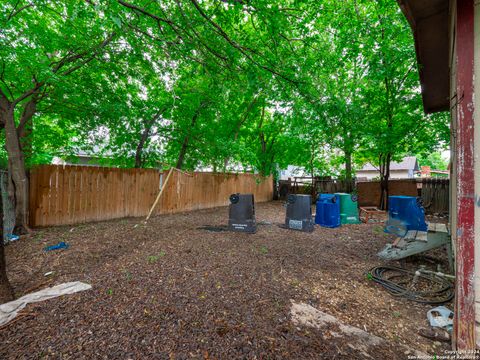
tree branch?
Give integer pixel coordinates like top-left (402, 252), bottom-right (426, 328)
top-left (173, 0), bottom-right (230, 63)
top-left (13, 32), bottom-right (115, 107)
top-left (12, 82), bottom-right (44, 107)
top-left (53, 32), bottom-right (116, 75)
top-left (0, 62), bottom-right (14, 101)
top-left (394, 61), bottom-right (416, 94)
top-left (117, 0), bottom-right (176, 27)
top-left (189, 0), bottom-right (299, 85)
top-left (7, 1), bottom-right (33, 21)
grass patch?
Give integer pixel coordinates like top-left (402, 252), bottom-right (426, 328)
top-left (147, 251), bottom-right (166, 264)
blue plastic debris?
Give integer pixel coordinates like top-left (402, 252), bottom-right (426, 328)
top-left (427, 306), bottom-right (454, 333)
top-left (5, 234), bottom-right (19, 242)
top-left (44, 242), bottom-right (69, 252)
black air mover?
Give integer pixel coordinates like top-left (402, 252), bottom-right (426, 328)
top-left (285, 194), bottom-right (314, 232)
top-left (228, 193), bottom-right (256, 233)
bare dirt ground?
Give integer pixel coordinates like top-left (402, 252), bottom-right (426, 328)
top-left (0, 201), bottom-right (451, 359)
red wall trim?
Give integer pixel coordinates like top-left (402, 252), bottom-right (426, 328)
top-left (454, 0), bottom-right (476, 350)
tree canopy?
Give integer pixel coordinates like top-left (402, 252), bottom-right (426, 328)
top-left (0, 0), bottom-right (450, 224)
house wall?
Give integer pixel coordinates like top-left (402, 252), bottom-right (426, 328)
top-left (474, 0), bottom-right (480, 349)
top-left (52, 155), bottom-right (103, 167)
top-left (453, 0), bottom-right (477, 350)
top-left (355, 170), bottom-right (411, 180)
top-left (450, 0), bottom-right (458, 276)
top-left (279, 165), bottom-right (309, 180)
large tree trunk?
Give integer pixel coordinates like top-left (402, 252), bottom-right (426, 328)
top-left (134, 127), bottom-right (151, 168)
top-left (0, 242), bottom-right (13, 303)
top-left (17, 97), bottom-right (37, 161)
top-left (378, 153), bottom-right (391, 210)
top-left (176, 105), bottom-right (202, 170)
top-left (257, 106), bottom-right (269, 176)
top-left (384, 153), bottom-right (391, 210)
top-left (0, 189), bottom-right (14, 303)
top-left (176, 136), bottom-right (190, 170)
top-left (134, 109), bottom-right (165, 168)
top-left (310, 142), bottom-right (316, 198)
top-left (344, 149), bottom-right (353, 193)
top-left (3, 105), bottom-right (29, 232)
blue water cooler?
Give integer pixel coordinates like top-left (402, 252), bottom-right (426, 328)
top-left (315, 194), bottom-right (341, 228)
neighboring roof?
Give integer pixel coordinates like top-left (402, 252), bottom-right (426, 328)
top-left (280, 165), bottom-right (309, 178)
top-left (70, 145), bottom-right (113, 158)
top-left (359, 156), bottom-right (419, 172)
top-left (396, 0), bottom-right (449, 113)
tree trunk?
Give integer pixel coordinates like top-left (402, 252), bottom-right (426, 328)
top-left (379, 153), bottom-right (391, 210)
top-left (176, 136), bottom-right (190, 170)
top-left (134, 109), bottom-right (165, 168)
top-left (384, 153), bottom-right (391, 209)
top-left (0, 189), bottom-right (14, 303)
top-left (134, 127), bottom-right (151, 168)
top-left (19, 123), bottom-right (33, 162)
top-left (176, 106), bottom-right (202, 170)
top-left (0, 242), bottom-right (13, 303)
top-left (310, 142), bottom-right (315, 198)
top-left (3, 105), bottom-right (29, 232)
top-left (17, 97), bottom-right (38, 162)
top-left (257, 106), bottom-right (270, 176)
top-left (344, 149), bottom-right (353, 193)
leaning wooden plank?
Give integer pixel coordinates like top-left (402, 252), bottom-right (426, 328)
top-left (145, 168), bottom-right (174, 222)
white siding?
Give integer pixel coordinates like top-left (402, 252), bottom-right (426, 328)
top-left (356, 170), bottom-right (412, 180)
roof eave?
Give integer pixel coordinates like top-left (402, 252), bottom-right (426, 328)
top-left (397, 0), bottom-right (450, 114)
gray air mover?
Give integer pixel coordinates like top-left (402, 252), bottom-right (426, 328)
top-left (228, 193), bottom-right (256, 233)
top-left (285, 194), bottom-right (314, 232)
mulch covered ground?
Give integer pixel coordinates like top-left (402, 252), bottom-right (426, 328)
top-left (1, 201), bottom-right (451, 359)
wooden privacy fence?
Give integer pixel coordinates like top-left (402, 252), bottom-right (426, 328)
top-left (356, 180), bottom-right (419, 207)
top-left (357, 179), bottom-right (449, 214)
top-left (29, 165), bottom-right (273, 227)
top-left (278, 178), bottom-right (354, 199)
top-left (420, 178), bottom-right (449, 214)
top-left (316, 179), bottom-right (354, 194)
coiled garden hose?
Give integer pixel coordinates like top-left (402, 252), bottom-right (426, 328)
top-left (367, 266), bottom-right (454, 304)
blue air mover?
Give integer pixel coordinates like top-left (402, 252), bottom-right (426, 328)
top-left (315, 194), bottom-right (340, 228)
top-left (385, 195), bottom-right (428, 236)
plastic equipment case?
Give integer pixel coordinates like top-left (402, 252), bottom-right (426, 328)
top-left (385, 195), bottom-right (428, 236)
top-left (315, 194), bottom-right (340, 228)
top-left (228, 193), bottom-right (256, 233)
top-left (285, 194), bottom-right (314, 232)
top-left (335, 193), bottom-right (361, 224)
